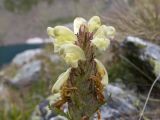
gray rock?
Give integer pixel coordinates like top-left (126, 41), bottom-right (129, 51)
top-left (10, 60), bottom-right (42, 87)
top-left (11, 44), bottom-right (61, 66)
top-left (100, 84), bottom-right (138, 120)
top-left (31, 84), bottom-right (138, 120)
top-left (122, 36), bottom-right (160, 81)
top-left (12, 49), bottom-right (43, 66)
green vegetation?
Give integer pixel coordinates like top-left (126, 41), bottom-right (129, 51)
top-left (0, 79), bottom-right (48, 120)
top-left (108, 56), bottom-right (155, 90)
top-left (4, 0), bottom-right (39, 13)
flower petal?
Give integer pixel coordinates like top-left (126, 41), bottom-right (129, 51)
top-left (60, 44), bottom-right (86, 68)
top-left (91, 37), bottom-right (110, 51)
top-left (101, 73), bottom-right (108, 87)
top-left (52, 68), bottom-right (71, 93)
top-left (88, 16), bottom-right (101, 33)
top-left (47, 26), bottom-right (77, 52)
top-left (74, 17), bottom-right (87, 34)
top-left (94, 25), bottom-right (116, 39)
top-left (94, 59), bottom-right (108, 87)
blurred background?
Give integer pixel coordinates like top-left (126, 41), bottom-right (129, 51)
top-left (0, 0), bottom-right (160, 120)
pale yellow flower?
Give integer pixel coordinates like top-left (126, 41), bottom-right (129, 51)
top-left (91, 25), bottom-right (115, 51)
top-left (52, 68), bottom-right (71, 93)
top-left (73, 16), bottom-right (101, 33)
top-left (60, 44), bottom-right (86, 68)
top-left (88, 16), bottom-right (101, 33)
top-left (91, 37), bottom-right (110, 51)
top-left (94, 25), bottom-right (116, 39)
top-left (47, 16), bottom-right (114, 52)
top-left (47, 26), bottom-right (77, 52)
top-left (74, 17), bottom-right (87, 34)
top-left (94, 59), bottom-right (108, 87)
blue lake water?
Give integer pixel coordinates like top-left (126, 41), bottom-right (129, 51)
top-left (0, 44), bottom-right (44, 67)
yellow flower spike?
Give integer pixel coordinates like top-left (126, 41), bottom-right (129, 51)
top-left (60, 44), bottom-right (86, 68)
top-left (94, 25), bottom-right (116, 39)
top-left (47, 26), bottom-right (77, 52)
top-left (91, 37), bottom-right (110, 51)
top-left (94, 59), bottom-right (108, 87)
top-left (88, 16), bottom-right (101, 33)
top-left (52, 68), bottom-right (71, 93)
top-left (74, 17), bottom-right (87, 34)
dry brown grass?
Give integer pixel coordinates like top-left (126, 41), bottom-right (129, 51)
top-left (103, 0), bottom-right (160, 44)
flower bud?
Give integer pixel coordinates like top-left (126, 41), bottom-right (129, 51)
top-left (88, 16), bottom-right (101, 33)
top-left (74, 17), bottom-right (87, 34)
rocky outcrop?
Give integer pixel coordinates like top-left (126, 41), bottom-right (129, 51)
top-left (0, 48), bottom-right (62, 88)
top-left (12, 49), bottom-right (43, 66)
top-left (122, 36), bottom-right (160, 83)
top-left (10, 60), bottom-right (42, 87)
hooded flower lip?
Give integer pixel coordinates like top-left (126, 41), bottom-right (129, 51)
top-left (47, 26), bottom-right (77, 52)
top-left (88, 16), bottom-right (101, 33)
top-left (94, 59), bottom-right (108, 87)
top-left (74, 17), bottom-right (87, 34)
top-left (52, 68), bottom-right (71, 93)
top-left (60, 44), bottom-right (86, 68)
